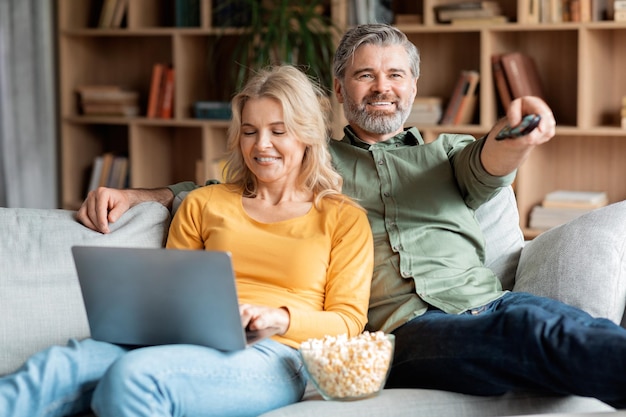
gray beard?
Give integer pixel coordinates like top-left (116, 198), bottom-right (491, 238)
top-left (344, 96), bottom-right (411, 135)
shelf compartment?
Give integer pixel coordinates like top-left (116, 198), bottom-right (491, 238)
top-left (129, 125), bottom-right (203, 188)
top-left (579, 27), bottom-right (626, 129)
top-left (58, 35), bottom-right (173, 117)
top-left (488, 28), bottom-right (578, 126)
top-left (60, 122), bottom-right (129, 209)
top-left (175, 33), bottom-right (241, 117)
top-left (515, 134), bottom-right (626, 232)
top-left (405, 31), bottom-right (481, 117)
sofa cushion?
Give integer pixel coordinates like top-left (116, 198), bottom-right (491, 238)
top-left (0, 202), bottom-right (170, 376)
top-left (475, 186), bottom-right (524, 291)
top-left (514, 200), bottom-right (626, 324)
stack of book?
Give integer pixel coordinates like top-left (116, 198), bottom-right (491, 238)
top-left (491, 52), bottom-right (545, 113)
top-left (440, 70), bottom-right (480, 125)
top-left (86, 153), bottom-right (129, 194)
top-left (529, 190), bottom-right (609, 230)
top-left (77, 85), bottom-right (140, 117)
top-left (433, 1), bottom-right (506, 25)
top-left (405, 97), bottom-right (443, 125)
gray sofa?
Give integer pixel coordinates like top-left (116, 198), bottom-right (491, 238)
top-left (2, 186), bottom-right (625, 416)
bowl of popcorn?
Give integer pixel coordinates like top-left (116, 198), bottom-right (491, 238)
top-left (298, 331), bottom-right (395, 401)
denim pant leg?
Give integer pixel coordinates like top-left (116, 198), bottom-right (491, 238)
top-left (0, 338), bottom-right (129, 417)
top-left (92, 338), bottom-right (307, 417)
top-left (388, 291), bottom-right (626, 408)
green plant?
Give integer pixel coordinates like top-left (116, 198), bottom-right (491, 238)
top-left (213, 0), bottom-right (340, 95)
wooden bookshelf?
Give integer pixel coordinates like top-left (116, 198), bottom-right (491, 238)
top-left (393, 0), bottom-right (626, 238)
top-left (57, 0), bottom-right (626, 239)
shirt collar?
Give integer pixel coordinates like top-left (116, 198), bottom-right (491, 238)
top-left (342, 126), bottom-right (424, 150)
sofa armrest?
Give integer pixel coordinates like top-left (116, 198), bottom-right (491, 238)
top-left (514, 201), bottom-right (626, 324)
top-left (0, 202), bottom-right (171, 376)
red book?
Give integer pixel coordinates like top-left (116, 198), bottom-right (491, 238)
top-left (492, 54), bottom-right (512, 112)
top-left (146, 63), bottom-right (166, 118)
top-left (500, 52), bottom-right (545, 100)
top-left (453, 70), bottom-right (479, 125)
top-left (440, 71), bottom-right (470, 125)
top-left (159, 67), bottom-right (175, 119)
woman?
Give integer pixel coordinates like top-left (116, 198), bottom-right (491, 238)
top-left (0, 65), bottom-right (373, 417)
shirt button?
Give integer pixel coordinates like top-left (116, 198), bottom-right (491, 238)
top-left (383, 192), bottom-right (390, 197)
top-left (378, 160), bottom-right (384, 165)
top-left (401, 271), bottom-right (411, 278)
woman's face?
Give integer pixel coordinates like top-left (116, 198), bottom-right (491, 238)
top-left (239, 97), bottom-right (307, 188)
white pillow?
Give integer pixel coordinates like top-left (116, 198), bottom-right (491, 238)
top-left (514, 201), bottom-right (626, 324)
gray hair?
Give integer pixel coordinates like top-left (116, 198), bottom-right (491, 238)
top-left (333, 24), bottom-right (421, 81)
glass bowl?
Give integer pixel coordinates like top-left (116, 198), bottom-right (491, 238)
top-left (298, 332), bottom-right (395, 401)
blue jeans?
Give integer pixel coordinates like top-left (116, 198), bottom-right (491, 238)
top-left (0, 338), bottom-right (306, 417)
top-left (388, 291), bottom-right (626, 408)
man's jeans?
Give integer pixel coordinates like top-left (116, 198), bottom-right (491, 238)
top-left (0, 338), bottom-right (306, 417)
top-left (389, 291), bottom-right (626, 408)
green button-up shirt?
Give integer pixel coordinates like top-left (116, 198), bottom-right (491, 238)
top-left (329, 127), bottom-right (514, 332)
top-left (170, 126), bottom-right (516, 333)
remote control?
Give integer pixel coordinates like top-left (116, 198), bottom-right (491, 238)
top-left (495, 114), bottom-right (542, 140)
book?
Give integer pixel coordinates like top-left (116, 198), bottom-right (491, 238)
top-left (147, 63), bottom-right (167, 118)
top-left (492, 54), bottom-right (513, 112)
top-left (159, 67), bottom-right (175, 119)
top-left (453, 70), bottom-right (479, 125)
top-left (434, 1), bottom-right (502, 23)
top-left (98, 153), bottom-right (116, 188)
top-left (450, 15), bottom-right (508, 25)
top-left (106, 156), bottom-right (129, 189)
top-left (82, 103), bottom-right (140, 117)
top-left (111, 0), bottom-right (128, 28)
top-left (87, 155), bottom-right (104, 193)
top-left (176, 0), bottom-right (201, 27)
top-left (529, 205), bottom-right (596, 230)
top-left (98, 0), bottom-right (118, 28)
top-left (500, 52), bottom-right (545, 100)
top-left (542, 190), bottom-right (609, 209)
top-left (440, 71), bottom-right (470, 125)
top-left (77, 87), bottom-right (139, 104)
top-left (76, 85), bottom-right (140, 116)
top-left (525, 0), bottom-right (541, 23)
top-left (405, 97), bottom-right (443, 124)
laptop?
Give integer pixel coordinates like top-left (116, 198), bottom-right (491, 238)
top-left (71, 246), bottom-right (278, 351)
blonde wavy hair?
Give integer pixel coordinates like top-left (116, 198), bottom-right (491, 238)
top-left (224, 65), bottom-right (356, 209)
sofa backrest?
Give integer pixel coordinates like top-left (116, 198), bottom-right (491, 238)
top-left (0, 189), bottom-right (524, 376)
top-left (0, 202), bottom-right (170, 375)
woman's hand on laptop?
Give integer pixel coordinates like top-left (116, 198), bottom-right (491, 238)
top-left (240, 304), bottom-right (290, 335)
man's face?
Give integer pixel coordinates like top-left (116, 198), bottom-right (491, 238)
top-left (334, 43), bottom-right (418, 144)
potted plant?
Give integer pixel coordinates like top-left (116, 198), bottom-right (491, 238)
top-left (211, 0), bottom-right (340, 95)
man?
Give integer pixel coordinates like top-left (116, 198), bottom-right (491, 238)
top-left (78, 24), bottom-right (626, 407)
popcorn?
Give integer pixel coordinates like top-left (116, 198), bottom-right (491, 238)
top-left (299, 331), bottom-right (394, 400)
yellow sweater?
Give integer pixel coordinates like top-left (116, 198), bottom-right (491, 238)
top-left (166, 184), bottom-right (374, 349)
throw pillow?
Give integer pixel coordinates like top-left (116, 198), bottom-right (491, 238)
top-left (514, 200), bottom-right (626, 324)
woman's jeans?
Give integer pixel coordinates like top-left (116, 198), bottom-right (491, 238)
top-left (389, 291), bottom-right (626, 408)
top-left (0, 338), bottom-right (306, 417)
